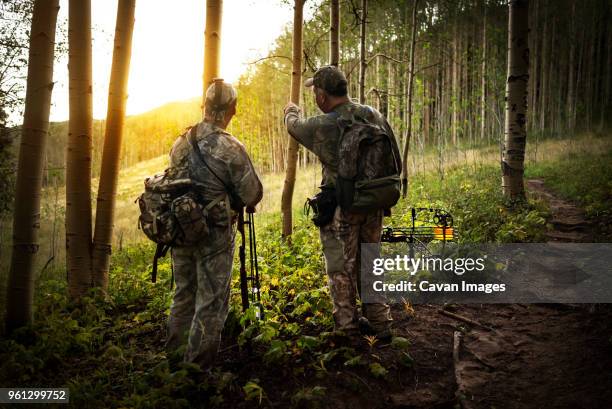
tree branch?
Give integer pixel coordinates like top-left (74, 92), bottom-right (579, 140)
top-left (414, 61), bottom-right (441, 74)
top-left (367, 53), bottom-right (405, 64)
top-left (246, 55), bottom-right (292, 65)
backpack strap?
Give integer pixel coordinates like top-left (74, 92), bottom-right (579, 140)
top-left (152, 243), bottom-right (170, 284)
top-left (187, 126), bottom-right (241, 208)
top-left (186, 126), bottom-right (229, 189)
top-left (188, 126), bottom-right (234, 236)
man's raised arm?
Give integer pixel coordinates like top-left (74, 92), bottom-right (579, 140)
top-left (283, 101), bottom-right (317, 152)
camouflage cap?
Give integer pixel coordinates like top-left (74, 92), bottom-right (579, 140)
top-left (304, 65), bottom-right (348, 96)
top-left (205, 79), bottom-right (238, 114)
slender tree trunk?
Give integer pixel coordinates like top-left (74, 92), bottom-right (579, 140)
top-left (385, 55), bottom-right (392, 119)
top-left (358, 0), bottom-right (367, 104)
top-left (5, 0), bottom-right (60, 332)
top-left (203, 0), bottom-right (222, 111)
top-left (330, 0), bottom-right (339, 66)
top-left (281, 0), bottom-right (305, 239)
top-left (538, 0), bottom-right (547, 132)
top-left (585, 10), bottom-right (597, 131)
top-left (574, 13), bottom-right (585, 132)
top-left (603, 21), bottom-right (612, 129)
top-left (481, 0), bottom-right (487, 141)
top-left (424, 79), bottom-right (431, 144)
top-left (66, 0), bottom-right (93, 299)
top-left (528, 0), bottom-right (538, 132)
top-left (452, 18), bottom-right (459, 145)
top-left (594, 5), bottom-right (605, 131)
top-left (92, 0), bottom-right (136, 289)
top-left (546, 12), bottom-right (556, 133)
top-left (566, 0), bottom-right (576, 131)
top-left (401, 0), bottom-right (418, 197)
top-left (502, 0), bottom-right (529, 200)
top-left (375, 54), bottom-right (380, 110)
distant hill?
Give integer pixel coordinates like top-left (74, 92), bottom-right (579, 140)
top-left (8, 97), bottom-right (202, 185)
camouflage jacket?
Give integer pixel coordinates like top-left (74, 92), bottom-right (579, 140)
top-left (284, 101), bottom-right (401, 189)
top-left (169, 121), bottom-right (263, 218)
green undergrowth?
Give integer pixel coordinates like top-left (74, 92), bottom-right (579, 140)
top-left (393, 163), bottom-right (549, 243)
top-left (0, 155), bottom-right (595, 407)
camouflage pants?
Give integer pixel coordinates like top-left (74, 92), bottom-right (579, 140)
top-left (320, 207), bottom-right (392, 332)
top-left (166, 225), bottom-right (235, 367)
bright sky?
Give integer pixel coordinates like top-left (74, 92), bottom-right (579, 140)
top-left (49, 0), bottom-right (303, 121)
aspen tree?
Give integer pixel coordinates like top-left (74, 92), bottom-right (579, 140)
top-left (203, 0), bottom-right (222, 110)
top-left (502, 0), bottom-right (529, 199)
top-left (92, 0), bottom-right (136, 288)
top-left (401, 0), bottom-right (418, 197)
top-left (358, 0), bottom-right (367, 104)
top-left (281, 0), bottom-right (305, 238)
top-left (66, 0), bottom-right (93, 298)
top-left (330, 0), bottom-right (339, 66)
top-left (481, 0), bottom-right (487, 141)
top-left (6, 0), bottom-right (60, 332)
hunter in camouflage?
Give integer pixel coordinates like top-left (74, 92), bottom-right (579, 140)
top-left (166, 80), bottom-right (263, 367)
top-left (283, 65), bottom-right (401, 337)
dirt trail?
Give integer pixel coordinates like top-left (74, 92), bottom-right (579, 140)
top-left (526, 178), bottom-right (594, 242)
top-left (399, 178), bottom-right (612, 409)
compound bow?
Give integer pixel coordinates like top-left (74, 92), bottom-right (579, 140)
top-left (381, 207), bottom-right (457, 257)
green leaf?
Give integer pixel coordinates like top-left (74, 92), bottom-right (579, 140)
top-left (344, 355), bottom-right (364, 367)
top-left (263, 340), bottom-right (287, 364)
top-left (319, 349), bottom-right (338, 363)
top-left (297, 335), bottom-right (320, 351)
top-left (243, 379), bottom-right (265, 404)
top-left (391, 336), bottom-right (410, 350)
top-left (369, 362), bottom-right (388, 378)
top-left (253, 324), bottom-right (278, 344)
top-left (399, 351), bottom-right (415, 368)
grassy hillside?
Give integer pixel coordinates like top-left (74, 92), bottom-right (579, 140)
top-left (0, 152), bottom-right (321, 286)
top-left (6, 98), bottom-right (202, 185)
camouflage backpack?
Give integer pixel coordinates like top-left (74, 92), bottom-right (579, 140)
top-left (137, 166), bottom-right (224, 247)
top-left (335, 114), bottom-right (401, 212)
top-left (137, 127), bottom-right (228, 283)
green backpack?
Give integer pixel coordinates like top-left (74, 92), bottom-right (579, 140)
top-left (335, 115), bottom-right (401, 212)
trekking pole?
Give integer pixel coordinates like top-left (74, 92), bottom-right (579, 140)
top-left (238, 209), bottom-right (249, 312)
top-left (246, 208), bottom-right (264, 319)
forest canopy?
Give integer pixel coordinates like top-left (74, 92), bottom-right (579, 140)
top-left (5, 0), bottom-right (610, 189)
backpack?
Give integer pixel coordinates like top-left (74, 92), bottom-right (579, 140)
top-left (137, 167), bottom-right (224, 247)
top-left (335, 114), bottom-right (401, 212)
top-left (137, 127), bottom-right (227, 283)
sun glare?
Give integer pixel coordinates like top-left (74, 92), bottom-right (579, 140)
top-left (49, 0), bottom-right (296, 122)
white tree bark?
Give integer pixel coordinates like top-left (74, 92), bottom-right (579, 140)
top-left (502, 0), bottom-right (529, 199)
